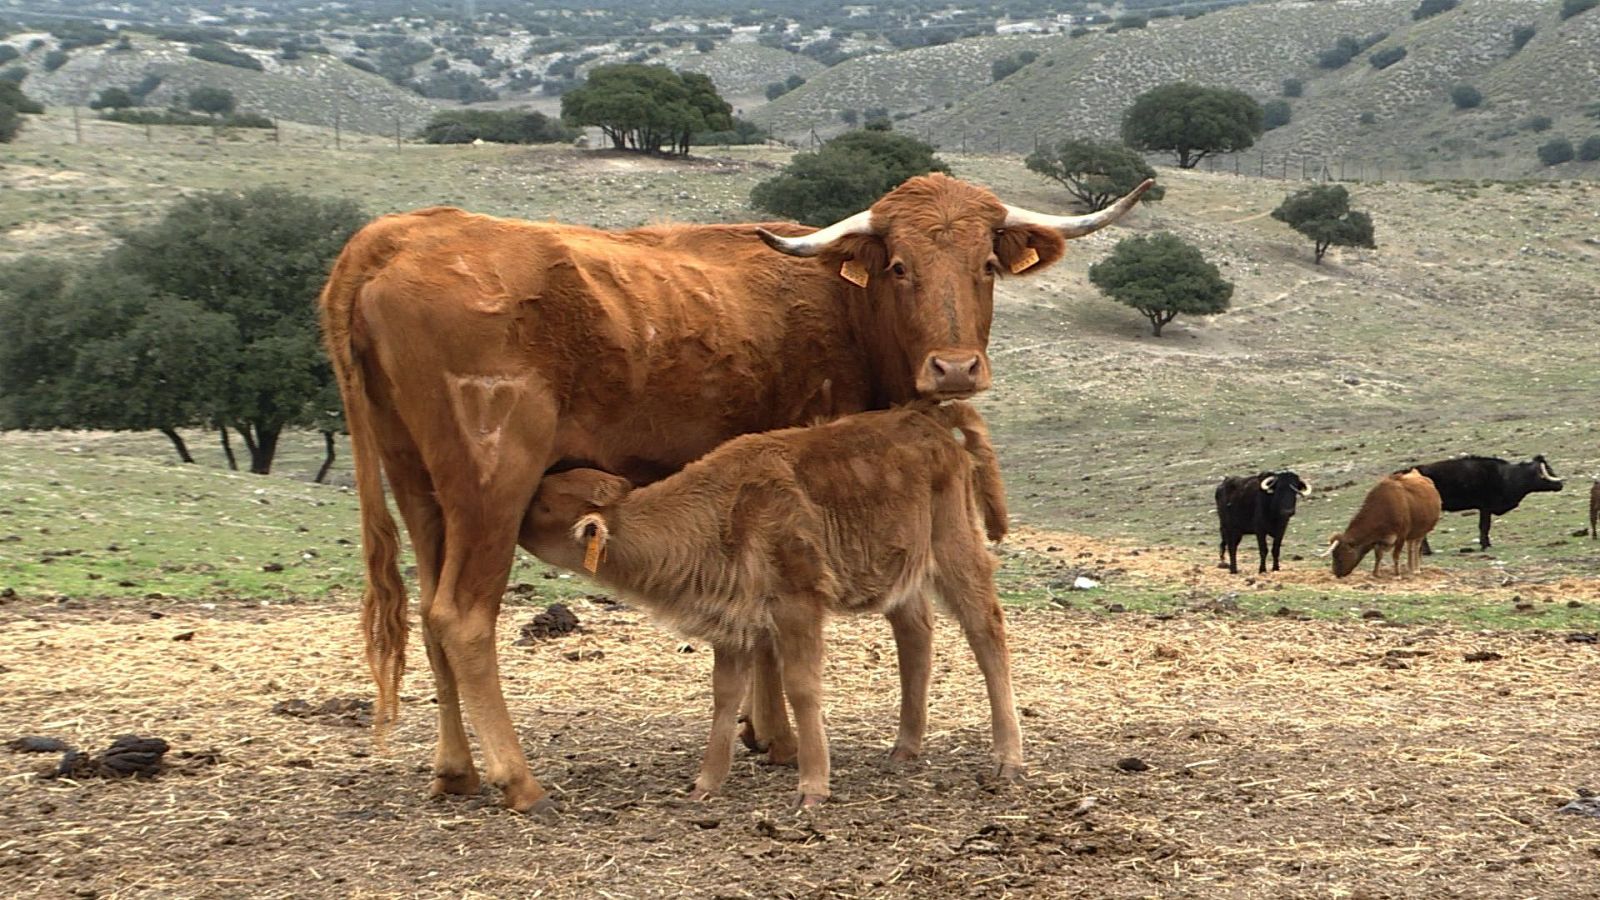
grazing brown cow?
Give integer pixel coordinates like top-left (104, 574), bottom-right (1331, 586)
top-left (1324, 470), bottom-right (1442, 577)
top-left (319, 174), bottom-right (1152, 812)
top-left (519, 401), bottom-right (1018, 807)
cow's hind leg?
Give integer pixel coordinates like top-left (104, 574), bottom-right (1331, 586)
top-left (885, 596), bottom-right (934, 763)
top-left (690, 646), bottom-right (754, 801)
top-left (933, 552), bottom-right (1023, 782)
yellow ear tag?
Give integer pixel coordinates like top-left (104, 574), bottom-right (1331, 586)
top-left (583, 534), bottom-right (603, 573)
top-left (1010, 246), bottom-right (1041, 274)
top-left (839, 259), bottom-right (870, 287)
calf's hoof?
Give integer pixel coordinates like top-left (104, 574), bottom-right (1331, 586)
top-left (765, 739), bottom-right (798, 768)
top-left (737, 716), bottom-right (768, 753)
top-left (687, 785), bottom-right (715, 803)
top-left (795, 793), bottom-right (828, 809)
top-left (996, 763), bottom-right (1027, 783)
top-left (518, 796), bottom-right (560, 822)
top-left (887, 746), bottom-right (921, 765)
top-left (429, 769), bottom-right (482, 798)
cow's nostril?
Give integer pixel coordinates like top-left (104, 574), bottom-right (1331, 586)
top-left (930, 358), bottom-right (949, 376)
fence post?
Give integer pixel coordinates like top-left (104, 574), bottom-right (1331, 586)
top-left (145, 121), bottom-right (152, 143)
top-left (1281, 157), bottom-right (1287, 180)
top-left (1234, 154), bottom-right (1240, 175)
top-left (1339, 158), bottom-right (1345, 181)
top-left (394, 115), bottom-right (401, 151)
top-left (72, 107), bottom-right (82, 144)
top-left (1259, 152), bottom-right (1264, 177)
top-left (273, 117), bottom-right (280, 144)
top-left (334, 103), bottom-right (342, 150)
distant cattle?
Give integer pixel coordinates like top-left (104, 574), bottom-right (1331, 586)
top-left (1404, 455), bottom-right (1563, 552)
top-left (320, 173), bottom-right (1151, 812)
top-left (1215, 471), bottom-right (1310, 574)
top-left (1324, 470), bottom-right (1442, 578)
top-left (1590, 482), bottom-right (1600, 539)
top-left (519, 401), bottom-right (1020, 807)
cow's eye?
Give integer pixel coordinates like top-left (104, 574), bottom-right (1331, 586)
top-left (890, 260), bottom-right (907, 277)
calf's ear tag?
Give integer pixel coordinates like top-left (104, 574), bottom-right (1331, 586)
top-left (839, 259), bottom-right (870, 287)
top-left (1010, 246), bottom-right (1041, 274)
top-left (583, 534), bottom-right (604, 573)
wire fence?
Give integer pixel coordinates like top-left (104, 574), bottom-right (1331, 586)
top-left (22, 108), bottom-right (422, 151)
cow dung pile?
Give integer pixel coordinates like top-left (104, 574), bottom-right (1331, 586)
top-left (9, 734), bottom-right (172, 779)
top-left (516, 602), bottom-right (581, 643)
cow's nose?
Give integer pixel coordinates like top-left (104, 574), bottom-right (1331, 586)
top-left (927, 353), bottom-right (980, 394)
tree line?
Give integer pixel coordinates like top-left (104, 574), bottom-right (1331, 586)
top-left (0, 189), bottom-right (367, 477)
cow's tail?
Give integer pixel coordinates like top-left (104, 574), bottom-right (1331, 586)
top-left (318, 234), bottom-right (409, 742)
top-left (935, 401), bottom-right (1009, 543)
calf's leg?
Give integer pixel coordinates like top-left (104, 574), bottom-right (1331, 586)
top-left (690, 647), bottom-right (754, 801)
top-left (885, 596), bottom-right (934, 762)
top-left (738, 633), bottom-right (797, 767)
top-left (934, 558), bottom-right (1024, 780)
top-left (770, 601), bottom-right (831, 806)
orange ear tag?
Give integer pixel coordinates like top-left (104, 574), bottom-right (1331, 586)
top-left (839, 259), bottom-right (870, 287)
top-left (1010, 247), bottom-right (1041, 274)
top-left (583, 534), bottom-right (604, 573)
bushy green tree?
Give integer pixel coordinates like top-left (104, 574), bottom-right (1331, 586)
top-left (1088, 233), bottom-right (1233, 336)
top-left (1271, 184), bottom-right (1376, 264)
top-left (421, 109), bottom-right (574, 144)
top-left (188, 85), bottom-right (236, 116)
top-left (1024, 138), bottom-right (1164, 211)
top-left (89, 86), bottom-right (135, 110)
top-left (1282, 78), bottom-right (1303, 98)
top-left (1560, 0), bottom-right (1597, 19)
top-left (1509, 25), bottom-right (1536, 53)
top-left (43, 49), bottom-right (69, 71)
top-left (1263, 99), bottom-right (1292, 130)
top-left (1450, 84), bottom-right (1482, 109)
top-left (562, 63), bottom-right (731, 155)
top-left (1412, 0), bottom-right (1457, 20)
top-left (1121, 82), bottom-right (1263, 168)
top-left (1370, 46), bottom-right (1407, 69)
top-left (751, 129), bottom-right (949, 226)
top-left (1537, 138), bottom-right (1574, 166)
top-left (1318, 35), bottom-right (1361, 69)
top-left (1578, 136), bottom-right (1600, 162)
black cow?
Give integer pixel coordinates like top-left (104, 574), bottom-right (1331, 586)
top-left (1215, 471), bottom-right (1310, 574)
top-left (1404, 455), bottom-right (1563, 552)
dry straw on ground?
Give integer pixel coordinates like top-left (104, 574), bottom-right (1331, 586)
top-left (1, 574), bottom-right (1597, 898)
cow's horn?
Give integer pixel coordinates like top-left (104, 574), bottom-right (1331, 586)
top-left (1001, 178), bottom-right (1155, 238)
top-left (1296, 480), bottom-right (1312, 497)
top-left (1260, 476), bottom-right (1277, 492)
top-left (756, 209), bottom-right (878, 258)
top-left (1316, 539), bottom-right (1338, 558)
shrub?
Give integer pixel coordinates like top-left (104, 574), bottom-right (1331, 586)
top-left (1412, 0), bottom-right (1458, 20)
top-left (1523, 115), bottom-right (1552, 132)
top-left (1578, 136), bottom-right (1600, 161)
top-left (420, 109), bottom-right (575, 144)
top-left (694, 37), bottom-right (714, 53)
top-left (1359, 111), bottom-right (1377, 125)
top-left (765, 81), bottom-right (789, 101)
top-left (128, 73), bottom-right (162, 103)
top-left (1115, 14), bottom-right (1148, 28)
top-left (1263, 99), bottom-right (1292, 130)
top-left (1560, 0), bottom-right (1597, 19)
top-left (839, 108), bottom-right (858, 126)
top-left (89, 87), bottom-right (134, 110)
top-left (1070, 26), bottom-right (1090, 37)
top-left (696, 116), bottom-right (768, 146)
top-left (1450, 84), bottom-right (1482, 110)
top-left (0, 103), bottom-right (17, 143)
top-left (0, 80), bottom-right (42, 114)
top-left (1025, 138), bottom-right (1164, 211)
top-left (1318, 36), bottom-right (1360, 69)
top-left (751, 129), bottom-right (949, 226)
top-left (1510, 25), bottom-right (1536, 53)
top-left (1370, 46), bottom-right (1407, 70)
top-left (1, 66), bottom-right (27, 84)
top-left (342, 56), bottom-right (377, 74)
top-left (416, 71), bottom-right (498, 103)
top-left (0, 45), bottom-right (17, 65)
top-left (187, 86), bottom-right (236, 116)
top-left (1538, 138), bottom-right (1574, 166)
top-left (188, 42), bottom-right (264, 71)
top-left (1282, 78), bottom-right (1303, 98)
top-left (43, 50), bottom-right (69, 71)
top-left (991, 50), bottom-right (1039, 82)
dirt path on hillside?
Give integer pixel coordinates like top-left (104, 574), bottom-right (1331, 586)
top-left (2, 594), bottom-right (1596, 899)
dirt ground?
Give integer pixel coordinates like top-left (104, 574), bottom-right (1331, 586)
top-left (3, 558), bottom-right (1598, 900)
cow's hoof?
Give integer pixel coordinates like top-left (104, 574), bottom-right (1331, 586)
top-left (996, 763), bottom-right (1027, 783)
top-left (738, 716), bottom-right (768, 753)
top-left (795, 793), bottom-right (828, 809)
top-left (517, 796), bottom-right (560, 821)
top-left (429, 770), bottom-right (482, 797)
top-left (687, 785), bottom-right (714, 803)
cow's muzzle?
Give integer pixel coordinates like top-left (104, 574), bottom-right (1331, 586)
top-left (919, 351), bottom-right (990, 398)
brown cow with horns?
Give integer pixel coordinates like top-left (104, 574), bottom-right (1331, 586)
top-left (319, 173), bottom-right (1153, 813)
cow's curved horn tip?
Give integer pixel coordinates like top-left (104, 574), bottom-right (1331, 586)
top-left (754, 228), bottom-right (786, 250)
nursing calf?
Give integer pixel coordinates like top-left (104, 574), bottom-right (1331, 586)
top-left (1325, 470), bottom-right (1442, 578)
top-left (520, 401), bottom-right (1020, 807)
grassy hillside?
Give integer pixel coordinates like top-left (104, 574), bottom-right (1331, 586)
top-left (746, 33), bottom-right (1054, 140)
top-left (2, 136), bottom-right (1599, 629)
top-left (759, 0), bottom-right (1600, 177)
top-left (11, 33), bottom-right (439, 135)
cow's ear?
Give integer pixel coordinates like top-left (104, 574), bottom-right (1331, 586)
top-left (821, 234), bottom-right (887, 286)
top-left (995, 225), bottom-right (1066, 276)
